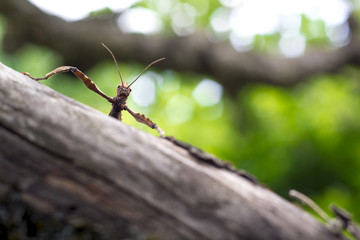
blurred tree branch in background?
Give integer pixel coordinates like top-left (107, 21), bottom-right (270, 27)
top-left (1, 0), bottom-right (360, 95)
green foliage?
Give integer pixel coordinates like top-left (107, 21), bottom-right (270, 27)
top-left (88, 7), bottom-right (114, 18)
top-left (235, 74), bottom-right (360, 220)
top-left (137, 0), bottom-right (221, 32)
top-left (301, 15), bottom-right (330, 47)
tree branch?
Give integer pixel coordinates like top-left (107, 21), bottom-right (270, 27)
top-left (1, 0), bottom-right (360, 95)
top-left (0, 61), bottom-right (348, 239)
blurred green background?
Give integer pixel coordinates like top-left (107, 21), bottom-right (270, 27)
top-left (1, 0), bottom-right (360, 224)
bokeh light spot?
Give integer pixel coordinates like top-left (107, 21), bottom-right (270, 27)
top-left (193, 79), bottom-right (223, 106)
top-left (166, 95), bottom-right (194, 124)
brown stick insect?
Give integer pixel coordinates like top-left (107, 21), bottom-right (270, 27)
top-left (23, 43), bottom-right (165, 136)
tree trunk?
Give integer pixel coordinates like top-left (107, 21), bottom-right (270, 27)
top-left (0, 61), bottom-right (346, 239)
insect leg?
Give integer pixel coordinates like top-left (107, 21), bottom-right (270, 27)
top-left (23, 66), bottom-right (113, 103)
top-left (124, 105), bottom-right (165, 137)
top-left (23, 66), bottom-right (76, 81)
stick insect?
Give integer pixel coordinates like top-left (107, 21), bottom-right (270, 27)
top-left (23, 43), bottom-right (165, 136)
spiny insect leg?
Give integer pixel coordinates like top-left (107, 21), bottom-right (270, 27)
top-left (125, 105), bottom-right (165, 137)
top-left (23, 66), bottom-right (113, 103)
top-left (23, 66), bottom-right (75, 80)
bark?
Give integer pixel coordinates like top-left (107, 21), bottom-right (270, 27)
top-left (1, 0), bottom-right (360, 95)
top-left (0, 62), bottom-right (348, 239)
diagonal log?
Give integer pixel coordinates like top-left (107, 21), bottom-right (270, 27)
top-left (0, 62), bottom-right (346, 239)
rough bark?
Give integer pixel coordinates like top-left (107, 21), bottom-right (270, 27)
top-left (1, 0), bottom-right (360, 95)
top-left (0, 62), bottom-right (348, 239)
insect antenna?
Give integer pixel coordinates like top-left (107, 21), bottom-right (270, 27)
top-left (101, 43), bottom-right (123, 84)
top-left (127, 57), bottom-right (165, 88)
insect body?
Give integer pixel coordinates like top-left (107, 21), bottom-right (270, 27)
top-left (23, 43), bottom-right (165, 136)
